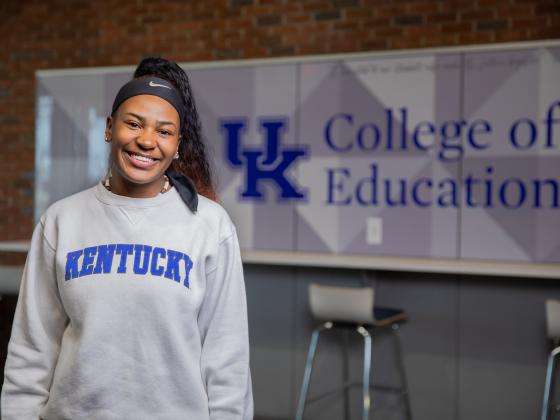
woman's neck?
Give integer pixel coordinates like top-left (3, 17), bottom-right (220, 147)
top-left (105, 174), bottom-right (171, 198)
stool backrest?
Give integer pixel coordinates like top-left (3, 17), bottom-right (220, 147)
top-left (309, 283), bottom-right (375, 324)
top-left (546, 299), bottom-right (560, 341)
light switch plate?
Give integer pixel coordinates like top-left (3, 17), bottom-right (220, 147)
top-left (366, 217), bottom-right (383, 245)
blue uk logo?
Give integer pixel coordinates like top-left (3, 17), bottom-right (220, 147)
top-left (220, 118), bottom-right (307, 200)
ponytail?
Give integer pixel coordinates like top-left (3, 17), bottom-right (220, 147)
top-left (133, 57), bottom-right (215, 200)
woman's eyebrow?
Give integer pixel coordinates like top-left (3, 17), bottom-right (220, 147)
top-left (124, 112), bottom-right (177, 128)
top-left (157, 120), bottom-right (177, 128)
top-left (124, 112), bottom-right (145, 122)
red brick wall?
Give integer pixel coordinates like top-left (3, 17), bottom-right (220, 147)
top-left (0, 0), bottom-right (559, 242)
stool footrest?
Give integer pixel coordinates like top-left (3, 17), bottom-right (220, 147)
top-left (306, 382), bottom-right (408, 405)
top-left (306, 383), bottom-right (352, 404)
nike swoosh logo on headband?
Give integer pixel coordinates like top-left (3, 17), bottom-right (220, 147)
top-left (149, 81), bottom-right (172, 89)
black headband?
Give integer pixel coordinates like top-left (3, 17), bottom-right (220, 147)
top-left (111, 77), bottom-right (185, 128)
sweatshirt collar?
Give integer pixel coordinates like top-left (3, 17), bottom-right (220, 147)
top-left (94, 181), bottom-right (178, 208)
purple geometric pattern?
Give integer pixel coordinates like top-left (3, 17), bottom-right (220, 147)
top-left (35, 46), bottom-right (560, 263)
top-left (460, 48), bottom-right (560, 262)
top-left (296, 55), bottom-right (461, 257)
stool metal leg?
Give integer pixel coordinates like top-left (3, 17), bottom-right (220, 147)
top-left (296, 322), bottom-right (330, 420)
top-left (542, 346), bottom-right (560, 420)
top-left (342, 330), bottom-right (351, 420)
top-left (392, 324), bottom-right (413, 420)
top-left (357, 326), bottom-right (372, 420)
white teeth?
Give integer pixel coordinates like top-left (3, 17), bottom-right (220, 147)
top-left (131, 153), bottom-right (155, 162)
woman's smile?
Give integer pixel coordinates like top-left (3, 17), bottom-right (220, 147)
top-left (124, 150), bottom-right (160, 168)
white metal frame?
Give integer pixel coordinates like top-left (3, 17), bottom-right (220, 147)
top-left (36, 39), bottom-right (560, 76)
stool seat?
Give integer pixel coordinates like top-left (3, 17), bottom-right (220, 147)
top-left (326, 307), bottom-right (407, 329)
top-left (372, 307), bottom-right (408, 327)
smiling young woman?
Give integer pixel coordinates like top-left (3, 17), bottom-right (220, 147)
top-left (106, 94), bottom-right (181, 198)
top-left (1, 58), bottom-right (253, 420)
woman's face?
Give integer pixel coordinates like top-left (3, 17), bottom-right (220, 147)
top-left (105, 95), bottom-right (181, 198)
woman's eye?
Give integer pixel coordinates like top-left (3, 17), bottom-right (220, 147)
top-left (127, 121), bottom-right (140, 128)
top-left (159, 130), bottom-right (172, 136)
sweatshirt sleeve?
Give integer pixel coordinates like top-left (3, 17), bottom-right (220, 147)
top-left (1, 217), bottom-right (69, 420)
top-left (198, 228), bottom-right (253, 420)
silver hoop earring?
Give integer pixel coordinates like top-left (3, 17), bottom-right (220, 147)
top-left (174, 151), bottom-right (179, 160)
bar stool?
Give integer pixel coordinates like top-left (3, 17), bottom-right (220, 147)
top-left (542, 299), bottom-right (560, 420)
top-left (295, 283), bottom-right (412, 420)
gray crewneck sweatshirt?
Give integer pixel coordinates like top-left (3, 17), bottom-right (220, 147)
top-left (1, 182), bottom-right (253, 420)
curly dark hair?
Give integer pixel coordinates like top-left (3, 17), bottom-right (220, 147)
top-left (133, 57), bottom-right (215, 200)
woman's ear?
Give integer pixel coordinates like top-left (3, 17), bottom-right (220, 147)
top-left (105, 116), bottom-right (113, 142)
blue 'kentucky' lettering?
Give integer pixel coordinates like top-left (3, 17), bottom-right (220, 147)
top-left (65, 250), bottom-right (83, 281)
top-left (64, 244), bottom-right (194, 289)
top-left (93, 244), bottom-right (116, 274)
top-left (164, 249), bottom-right (184, 282)
top-left (150, 247), bottom-right (166, 276)
top-left (133, 244), bottom-right (152, 275)
top-left (115, 244), bottom-right (134, 274)
top-left (220, 118), bottom-right (307, 200)
top-left (78, 246), bottom-right (97, 277)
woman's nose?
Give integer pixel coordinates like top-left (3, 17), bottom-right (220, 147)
top-left (136, 129), bottom-right (157, 149)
